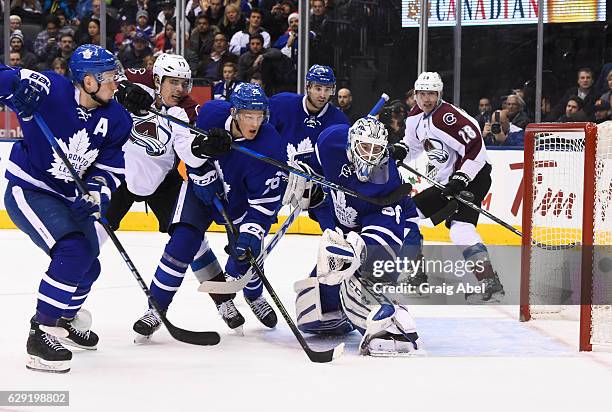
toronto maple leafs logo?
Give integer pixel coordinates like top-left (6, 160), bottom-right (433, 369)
top-left (286, 137), bottom-right (313, 163)
top-left (423, 138), bottom-right (449, 163)
top-left (304, 116), bottom-right (321, 129)
top-left (47, 129), bottom-right (99, 182)
top-left (82, 49), bottom-right (93, 59)
top-left (76, 107), bottom-right (91, 122)
top-left (331, 190), bottom-right (357, 228)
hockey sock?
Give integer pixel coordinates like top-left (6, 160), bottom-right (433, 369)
top-left (191, 239), bottom-right (222, 283)
top-left (37, 233), bottom-right (97, 326)
top-left (462, 243), bottom-right (494, 281)
top-left (62, 259), bottom-right (101, 320)
top-left (150, 224), bottom-right (203, 310)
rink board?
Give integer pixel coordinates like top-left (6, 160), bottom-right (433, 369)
top-left (0, 141), bottom-right (527, 244)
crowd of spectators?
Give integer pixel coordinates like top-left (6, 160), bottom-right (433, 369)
top-left (2, 0), bottom-right (341, 97)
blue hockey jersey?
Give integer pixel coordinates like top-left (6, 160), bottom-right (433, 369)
top-left (0, 66), bottom-right (133, 200)
top-left (268, 92), bottom-right (349, 163)
top-left (312, 124), bottom-right (412, 252)
top-left (195, 100), bottom-right (285, 232)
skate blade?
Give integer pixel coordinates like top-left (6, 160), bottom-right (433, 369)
top-left (368, 348), bottom-right (428, 357)
top-left (133, 333), bottom-right (154, 344)
top-left (465, 291), bottom-right (505, 305)
top-left (58, 338), bottom-right (97, 351)
top-left (231, 325), bottom-right (244, 336)
top-left (26, 355), bottom-right (70, 373)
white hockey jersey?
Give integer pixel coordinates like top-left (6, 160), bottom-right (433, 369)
top-left (122, 84), bottom-right (205, 196)
top-left (402, 101), bottom-right (490, 184)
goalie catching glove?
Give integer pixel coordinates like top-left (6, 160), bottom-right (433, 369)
top-left (282, 160), bottom-right (325, 209)
top-left (316, 228), bottom-right (366, 285)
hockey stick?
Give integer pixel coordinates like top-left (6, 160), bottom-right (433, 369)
top-left (398, 162), bottom-right (576, 250)
top-left (198, 204), bottom-right (302, 294)
top-left (212, 196), bottom-right (344, 363)
top-left (148, 107), bottom-right (411, 207)
top-left (33, 114), bottom-right (220, 346)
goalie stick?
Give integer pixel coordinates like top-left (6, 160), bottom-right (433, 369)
top-left (34, 114), bottom-right (221, 346)
top-left (198, 205), bottom-right (302, 294)
top-left (398, 162), bottom-right (577, 250)
top-left (148, 106), bottom-right (411, 207)
top-left (213, 196), bottom-right (344, 363)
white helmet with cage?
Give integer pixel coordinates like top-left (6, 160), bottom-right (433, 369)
top-left (152, 53), bottom-right (193, 93)
top-left (346, 117), bottom-right (389, 182)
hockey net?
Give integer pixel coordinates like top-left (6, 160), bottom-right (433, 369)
top-left (520, 121), bottom-right (612, 351)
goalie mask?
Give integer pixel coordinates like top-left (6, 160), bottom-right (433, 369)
top-left (347, 117), bottom-right (389, 183)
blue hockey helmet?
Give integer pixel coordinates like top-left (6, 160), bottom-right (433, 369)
top-left (306, 64), bottom-right (336, 86)
top-left (69, 44), bottom-right (119, 84)
top-left (230, 82), bottom-right (269, 121)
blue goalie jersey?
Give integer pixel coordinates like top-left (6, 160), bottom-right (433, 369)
top-left (195, 100), bottom-right (285, 231)
top-left (312, 124), bottom-right (413, 252)
top-left (0, 66), bottom-right (133, 199)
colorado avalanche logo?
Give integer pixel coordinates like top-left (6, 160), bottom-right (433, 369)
top-left (442, 112), bottom-right (456, 126)
top-left (130, 113), bottom-right (171, 156)
top-left (423, 138), bottom-right (449, 163)
top-left (304, 116), bottom-right (321, 129)
top-left (339, 163), bottom-right (353, 178)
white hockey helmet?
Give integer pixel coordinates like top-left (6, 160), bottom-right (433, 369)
top-left (347, 117), bottom-right (389, 182)
top-left (153, 53), bottom-right (192, 93)
top-left (414, 71), bottom-right (443, 93)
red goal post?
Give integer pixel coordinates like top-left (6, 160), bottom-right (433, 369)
top-left (520, 122), bottom-right (612, 351)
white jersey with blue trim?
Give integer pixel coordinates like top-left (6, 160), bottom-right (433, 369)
top-left (312, 124), bottom-right (412, 253)
top-left (268, 92), bottom-right (349, 163)
top-left (195, 100), bottom-right (285, 233)
top-left (0, 65), bottom-right (133, 200)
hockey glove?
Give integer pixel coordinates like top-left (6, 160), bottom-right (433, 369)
top-left (10, 70), bottom-right (50, 121)
top-left (115, 80), bottom-right (154, 115)
top-left (234, 223), bottom-right (264, 261)
top-left (191, 128), bottom-right (233, 158)
top-left (189, 163), bottom-right (225, 206)
top-left (442, 172), bottom-right (471, 197)
top-left (71, 177), bottom-right (111, 221)
top-left (388, 141), bottom-right (408, 164)
top-left (282, 160), bottom-right (324, 209)
top-left (316, 228), bottom-right (366, 285)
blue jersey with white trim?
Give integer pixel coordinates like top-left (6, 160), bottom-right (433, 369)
top-left (195, 100), bottom-right (284, 232)
top-left (268, 92), bottom-right (349, 163)
top-left (0, 65), bottom-right (132, 200)
top-left (312, 124), bottom-right (412, 251)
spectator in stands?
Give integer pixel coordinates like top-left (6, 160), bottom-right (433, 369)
top-left (136, 9), bottom-right (153, 42)
top-left (213, 61), bottom-right (239, 100)
top-left (505, 94), bottom-right (531, 128)
top-left (51, 56), bottom-right (68, 76)
top-left (115, 17), bottom-right (136, 52)
top-left (42, 32), bottom-right (75, 70)
top-left (310, 0), bottom-right (332, 66)
top-left (336, 88), bottom-right (359, 123)
top-left (168, 32), bottom-right (199, 70)
top-left (595, 62), bottom-right (612, 97)
top-left (42, 0), bottom-right (75, 20)
top-left (237, 33), bottom-right (282, 89)
top-left (154, 22), bottom-right (175, 53)
top-left (249, 72), bottom-right (265, 88)
top-left (557, 96), bottom-right (589, 122)
top-left (118, 31), bottom-right (153, 68)
top-left (483, 109), bottom-right (524, 147)
top-left (9, 51), bottom-right (23, 68)
top-left (3, 30), bottom-right (37, 69)
top-left (404, 89), bottom-right (416, 111)
top-left (599, 71), bottom-right (612, 103)
top-left (75, 0), bottom-right (93, 20)
top-left (189, 15), bottom-right (217, 58)
top-left (593, 100), bottom-right (611, 124)
top-left (190, 0), bottom-right (225, 27)
top-left (12, 0), bottom-right (43, 17)
top-left (541, 96), bottom-right (552, 120)
top-left (10, 15), bottom-right (22, 33)
top-left (143, 54), bottom-right (156, 71)
top-left (75, 0), bottom-right (119, 41)
top-left (474, 96), bottom-right (492, 131)
top-left (195, 32), bottom-right (238, 81)
top-left (229, 8), bottom-right (270, 56)
top-left (219, 3), bottom-right (246, 40)
top-left (34, 15), bottom-right (61, 62)
top-left (154, 0), bottom-right (189, 35)
top-left (267, 1), bottom-right (294, 41)
top-left (548, 68), bottom-right (598, 121)
top-left (79, 18), bottom-right (102, 45)
top-left (274, 12), bottom-right (304, 72)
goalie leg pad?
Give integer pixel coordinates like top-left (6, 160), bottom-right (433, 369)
top-left (360, 305), bottom-right (426, 356)
top-left (294, 277), bottom-right (354, 335)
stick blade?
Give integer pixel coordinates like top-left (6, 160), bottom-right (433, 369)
top-left (306, 342), bottom-right (344, 363)
top-left (164, 321), bottom-right (221, 346)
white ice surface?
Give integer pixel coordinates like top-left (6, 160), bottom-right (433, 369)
top-left (1, 230), bottom-right (611, 412)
